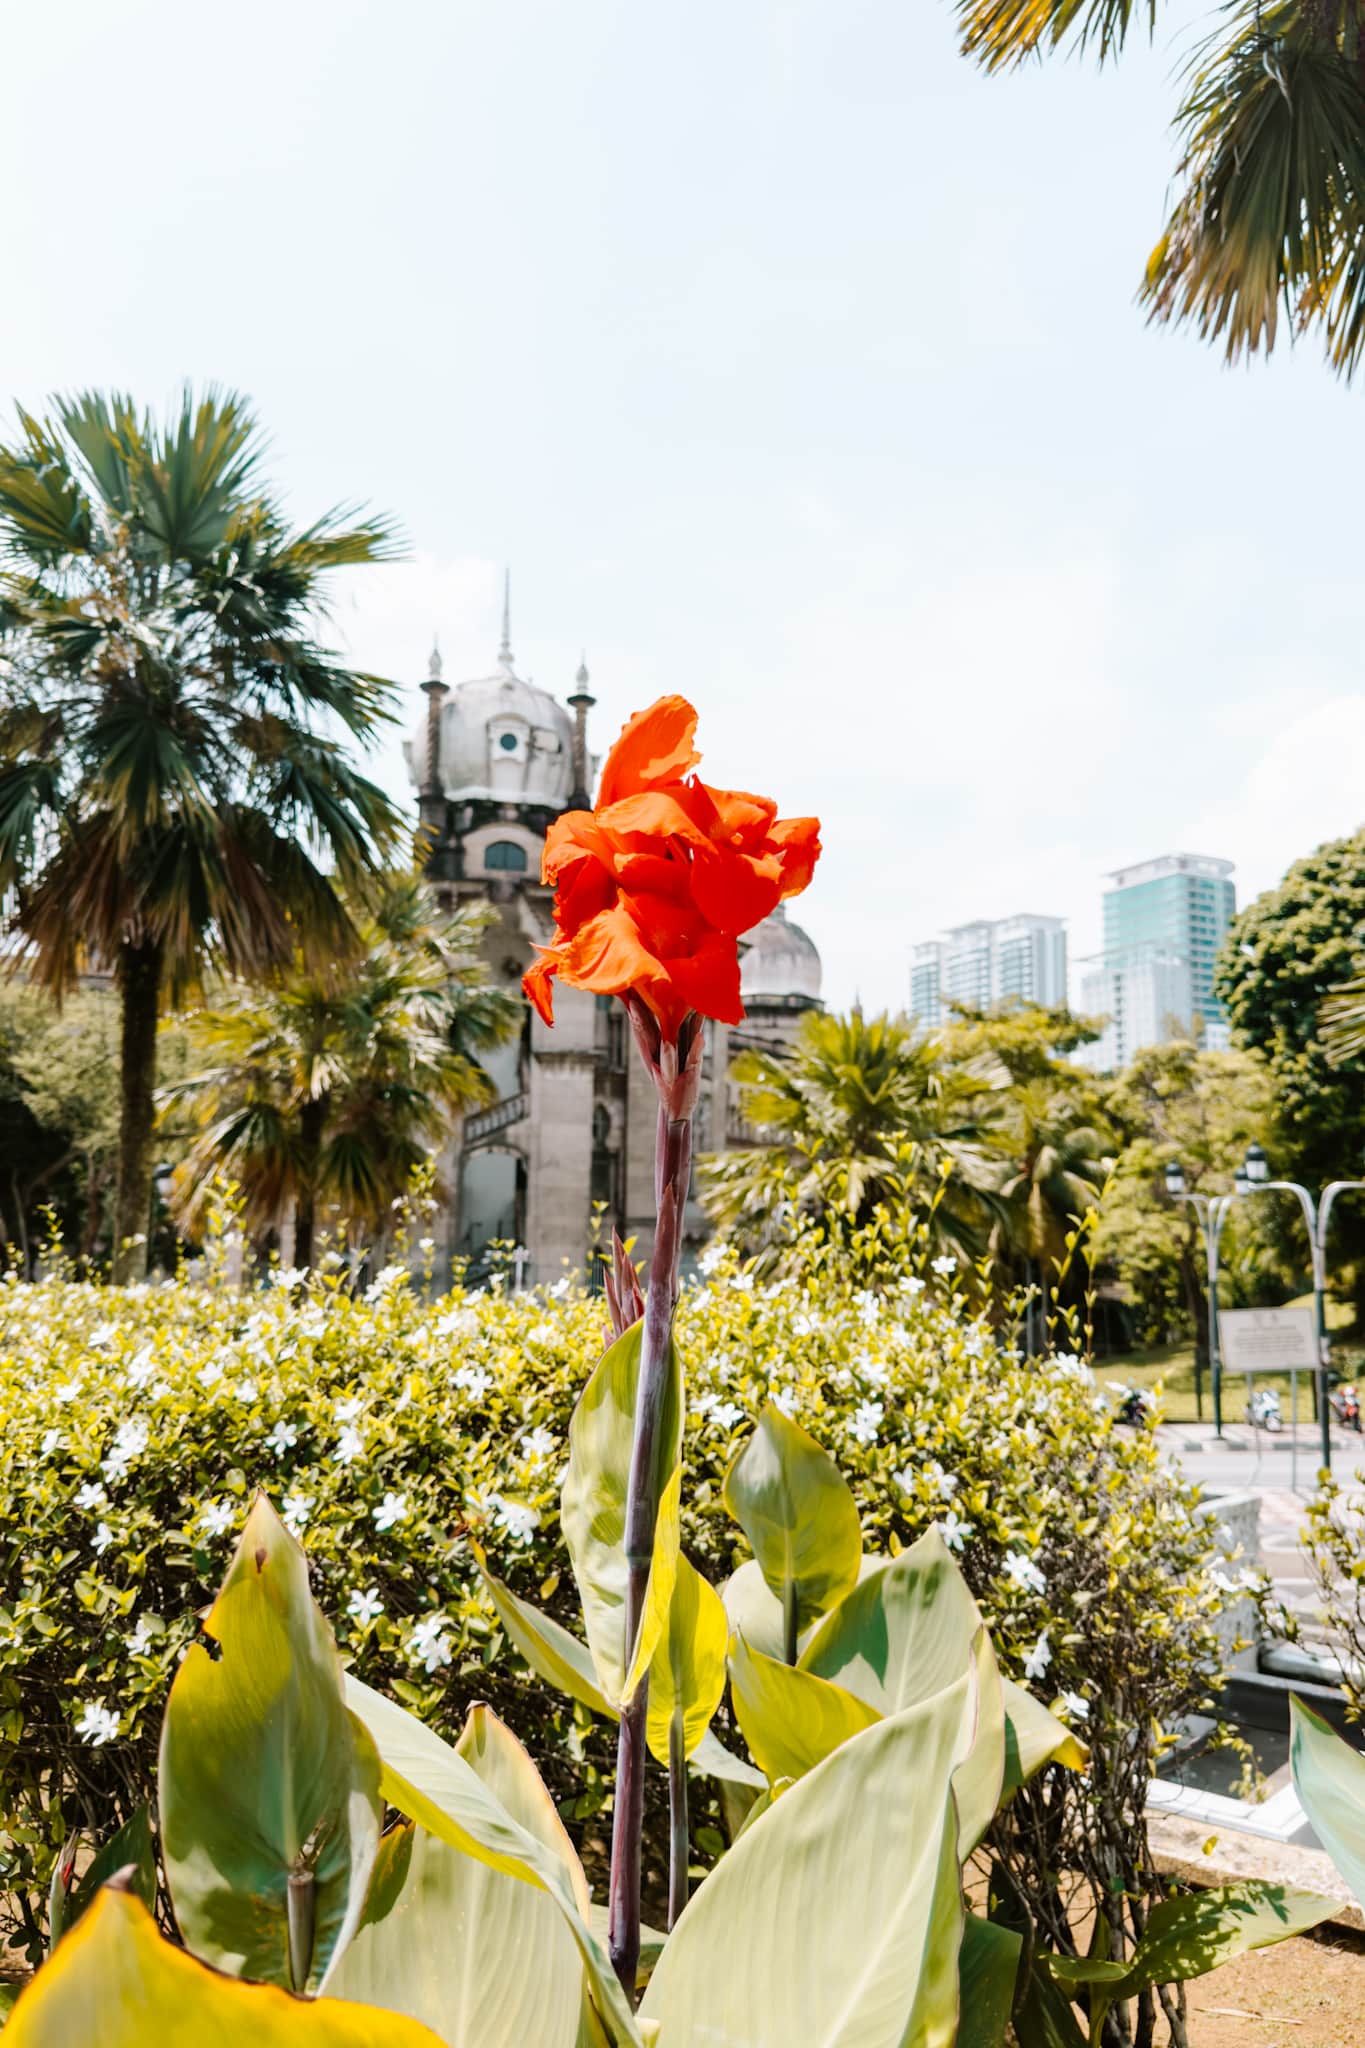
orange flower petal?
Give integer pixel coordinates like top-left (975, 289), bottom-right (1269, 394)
top-left (768, 814), bottom-right (822, 899)
top-left (523, 953), bottom-right (558, 1024)
top-left (596, 696), bottom-right (701, 809)
top-left (690, 843), bottom-right (784, 936)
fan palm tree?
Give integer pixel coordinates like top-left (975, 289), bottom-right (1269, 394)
top-left (0, 389), bottom-right (403, 1277)
top-left (990, 1081), bottom-right (1112, 1350)
top-left (700, 1008), bottom-right (1006, 1272)
top-left (169, 881), bottom-right (519, 1265)
top-left (956, 0), bottom-right (1365, 379)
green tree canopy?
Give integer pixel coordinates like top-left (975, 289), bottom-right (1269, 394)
top-left (1215, 828), bottom-right (1365, 1320)
top-left (169, 878), bottom-right (520, 1265)
top-left (955, 0), bottom-right (1365, 380)
top-left (0, 389), bottom-right (402, 1277)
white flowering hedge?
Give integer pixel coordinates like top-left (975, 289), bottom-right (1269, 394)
top-left (0, 1242), bottom-right (1229, 1961)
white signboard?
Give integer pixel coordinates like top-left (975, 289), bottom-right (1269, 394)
top-left (1218, 1306), bottom-right (1319, 1372)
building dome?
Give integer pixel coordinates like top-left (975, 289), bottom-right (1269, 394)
top-left (402, 588), bottom-right (576, 811)
top-left (740, 903), bottom-right (823, 1005)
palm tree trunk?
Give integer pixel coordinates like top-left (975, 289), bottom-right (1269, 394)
top-left (293, 1092), bottom-right (328, 1269)
top-left (112, 935), bottom-right (164, 1284)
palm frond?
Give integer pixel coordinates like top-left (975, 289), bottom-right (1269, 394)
top-left (955, 0), bottom-right (1157, 71)
top-left (1144, 4), bottom-right (1365, 372)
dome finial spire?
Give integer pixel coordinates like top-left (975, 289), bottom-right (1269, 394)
top-left (427, 632), bottom-right (442, 682)
top-left (498, 568), bottom-right (514, 670)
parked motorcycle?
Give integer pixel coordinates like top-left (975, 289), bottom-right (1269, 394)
top-left (1114, 1385), bottom-right (1155, 1428)
top-left (1329, 1382), bottom-right (1363, 1431)
top-left (1245, 1387), bottom-right (1283, 1433)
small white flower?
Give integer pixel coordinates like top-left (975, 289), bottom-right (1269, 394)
top-left (706, 1400), bottom-right (744, 1433)
top-left (1003, 1551), bottom-right (1048, 1597)
top-left (925, 1459), bottom-right (959, 1501)
top-left (453, 1364), bottom-right (492, 1401)
top-left (525, 1322), bottom-right (559, 1350)
top-left (233, 1379), bottom-right (258, 1403)
top-left (365, 1263), bottom-right (409, 1302)
top-left (547, 1276), bottom-right (571, 1299)
top-left (75, 1701), bottom-right (120, 1746)
top-left (125, 1615), bottom-right (156, 1657)
top-left (197, 1360), bottom-right (224, 1390)
top-left (849, 1399), bottom-right (884, 1446)
top-left (931, 1255), bottom-right (957, 1277)
top-left (334, 1425), bottom-right (365, 1466)
top-left (769, 1386), bottom-right (798, 1416)
top-left (520, 1426), bottom-right (556, 1465)
top-left (374, 1491), bottom-right (409, 1532)
top-left (1024, 1630), bottom-right (1052, 1682)
top-left (282, 1492), bottom-right (312, 1533)
top-left (435, 1307), bottom-right (479, 1341)
top-left (492, 1496), bottom-right (539, 1544)
top-left (101, 1449), bottom-right (132, 1484)
top-left (698, 1242), bottom-right (723, 1275)
top-left (902, 1276), bottom-right (926, 1297)
top-left (408, 1613), bottom-right (453, 1674)
top-left (334, 1395), bottom-right (364, 1423)
top-left (127, 1352), bottom-right (156, 1390)
top-left (200, 1501), bottom-right (235, 1538)
top-left (92, 1521), bottom-right (115, 1556)
top-left (1058, 1690), bottom-right (1090, 1722)
top-left (75, 1481), bottom-right (107, 1512)
top-left (854, 1289), bottom-right (880, 1327)
top-left (113, 1419), bottom-right (149, 1459)
top-left (264, 1420), bottom-right (298, 1460)
top-left (348, 1586), bottom-right (385, 1628)
top-left (55, 1380), bottom-right (82, 1404)
top-left (40, 1428), bottom-right (63, 1458)
top-left (272, 1265), bottom-right (307, 1290)
top-left (938, 1510), bottom-right (974, 1553)
top-left (418, 1237), bottom-right (435, 1254)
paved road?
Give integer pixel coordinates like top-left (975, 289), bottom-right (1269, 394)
top-left (1158, 1422), bottom-right (1365, 1623)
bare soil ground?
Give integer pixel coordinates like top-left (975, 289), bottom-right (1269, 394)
top-left (1163, 1930), bottom-right (1365, 2047)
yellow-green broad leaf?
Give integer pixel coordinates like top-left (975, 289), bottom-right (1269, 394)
top-left (345, 1675), bottom-right (642, 2048)
top-left (729, 1633), bottom-right (879, 1783)
top-left (957, 1915), bottom-right (1021, 2048)
top-left (792, 1531), bottom-right (1007, 1853)
top-left (722, 1404), bottom-right (862, 1655)
top-left (478, 1554), bottom-right (764, 1789)
top-left (560, 1322), bottom-right (683, 1706)
top-left (645, 1554), bottom-right (728, 1767)
top-left (800, 1530), bottom-right (1078, 1814)
top-left (1290, 1694), bottom-right (1365, 1908)
top-left (159, 1495), bottom-right (382, 1994)
top-left (640, 1666), bottom-right (981, 2048)
top-left (6, 1887), bottom-right (443, 2048)
top-left (329, 1705), bottom-right (591, 2047)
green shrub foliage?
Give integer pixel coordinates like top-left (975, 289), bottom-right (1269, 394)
top-left (2, 1236), bottom-right (1231, 1973)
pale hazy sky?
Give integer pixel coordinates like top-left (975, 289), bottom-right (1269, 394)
top-left (5, 1), bottom-right (1364, 1013)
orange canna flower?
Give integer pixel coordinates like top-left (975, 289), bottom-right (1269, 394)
top-left (523, 695), bottom-right (821, 1043)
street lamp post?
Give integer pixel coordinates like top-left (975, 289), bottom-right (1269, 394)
top-left (1236, 1145), bottom-right (1365, 1474)
top-left (1164, 1159), bottom-right (1246, 1437)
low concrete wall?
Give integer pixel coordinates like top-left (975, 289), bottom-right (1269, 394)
top-left (1202, 1488), bottom-right (1261, 1673)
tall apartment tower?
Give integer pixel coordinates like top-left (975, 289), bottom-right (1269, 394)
top-left (1078, 854), bottom-right (1236, 1069)
top-left (909, 915), bottom-right (1068, 1029)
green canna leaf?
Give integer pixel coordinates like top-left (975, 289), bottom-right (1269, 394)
top-left (560, 1323), bottom-right (683, 1706)
top-left (798, 1527), bottom-right (984, 1714)
top-left (344, 1674), bottom-right (643, 2048)
top-left (6, 1887), bottom-right (442, 2048)
top-left (474, 1556), bottom-right (762, 1788)
top-left (640, 1668), bottom-right (978, 2047)
top-left (1290, 1694), bottom-right (1365, 1909)
top-left (158, 1495), bottom-right (382, 1994)
top-left (645, 1553), bottom-right (728, 1769)
top-left (957, 1914), bottom-right (1022, 2048)
top-left (328, 1705), bottom-right (590, 2047)
top-left (1045, 1882), bottom-right (1339, 2000)
top-left (1000, 1680), bottom-right (1088, 1792)
top-left (48, 1806), bottom-right (156, 1952)
top-left (729, 1631), bottom-right (880, 1782)
top-left (723, 1403), bottom-right (862, 1652)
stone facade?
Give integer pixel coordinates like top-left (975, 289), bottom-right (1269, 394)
top-left (402, 589), bottom-right (823, 1288)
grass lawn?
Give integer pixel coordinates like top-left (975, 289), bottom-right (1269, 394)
top-left (1097, 1295), bottom-right (1365, 1426)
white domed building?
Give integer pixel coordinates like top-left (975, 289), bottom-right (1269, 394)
top-left (405, 583), bottom-right (822, 1285)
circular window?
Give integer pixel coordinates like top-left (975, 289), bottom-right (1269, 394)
top-left (499, 732), bottom-right (518, 752)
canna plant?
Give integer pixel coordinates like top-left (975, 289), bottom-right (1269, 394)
top-left (9, 696), bottom-right (1342, 2046)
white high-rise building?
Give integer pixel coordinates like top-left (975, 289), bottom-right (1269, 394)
top-left (909, 915), bottom-right (1068, 1029)
top-left (1077, 853), bottom-right (1236, 1069)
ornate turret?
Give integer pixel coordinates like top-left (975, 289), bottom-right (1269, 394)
top-left (418, 635), bottom-right (447, 835)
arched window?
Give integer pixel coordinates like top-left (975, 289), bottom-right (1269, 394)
top-left (485, 840), bottom-right (528, 872)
